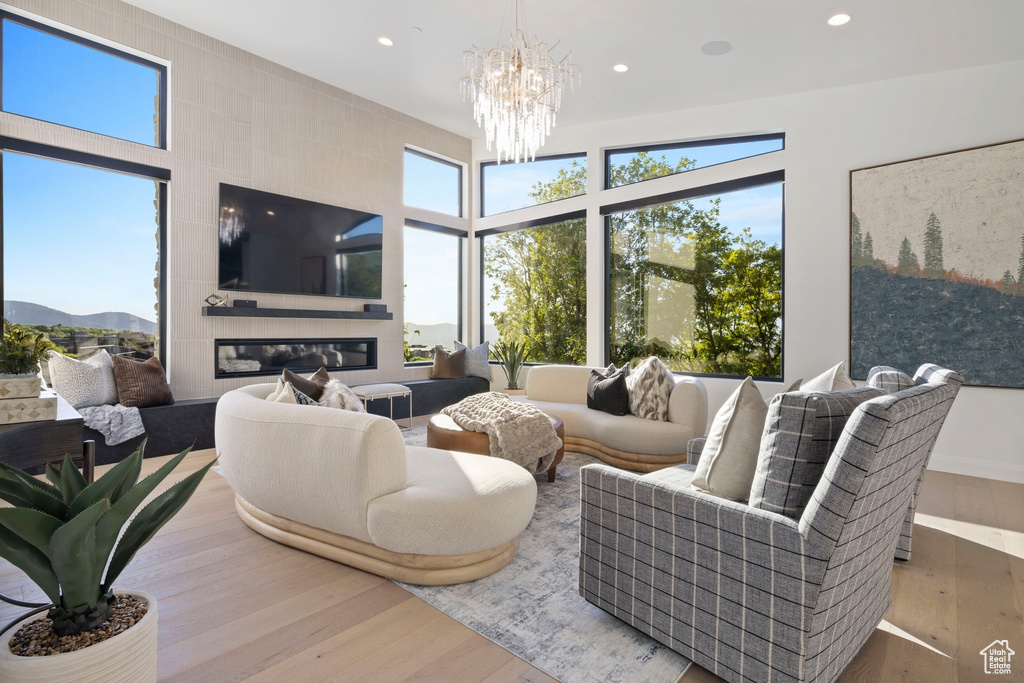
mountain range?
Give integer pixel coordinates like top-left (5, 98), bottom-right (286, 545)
top-left (406, 322), bottom-right (499, 349)
top-left (4, 301), bottom-right (157, 334)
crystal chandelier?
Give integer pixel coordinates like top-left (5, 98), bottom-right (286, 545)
top-left (218, 200), bottom-right (244, 245)
top-left (461, 2), bottom-right (581, 164)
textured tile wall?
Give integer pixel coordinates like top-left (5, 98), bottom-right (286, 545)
top-left (0, 0), bottom-right (471, 398)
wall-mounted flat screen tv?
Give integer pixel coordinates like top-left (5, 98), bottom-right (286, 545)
top-left (218, 184), bottom-right (383, 299)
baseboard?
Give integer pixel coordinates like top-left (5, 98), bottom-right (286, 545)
top-left (928, 452), bottom-right (1024, 484)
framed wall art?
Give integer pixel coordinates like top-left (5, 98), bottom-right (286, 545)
top-left (850, 138), bottom-right (1024, 388)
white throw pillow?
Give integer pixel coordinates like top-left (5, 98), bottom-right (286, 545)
top-left (47, 349), bottom-right (118, 409)
top-left (266, 378), bottom-right (297, 404)
top-left (319, 379), bottom-right (366, 412)
top-left (801, 362), bottom-right (856, 392)
top-left (691, 376), bottom-right (768, 501)
top-left (625, 356), bottom-right (675, 421)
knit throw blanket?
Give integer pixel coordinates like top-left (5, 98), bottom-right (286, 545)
top-left (442, 392), bottom-right (561, 475)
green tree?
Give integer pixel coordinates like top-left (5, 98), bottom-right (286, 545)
top-left (1000, 270), bottom-right (1015, 295)
top-left (923, 212), bottom-right (944, 278)
top-left (1017, 234), bottom-right (1024, 297)
top-left (863, 231), bottom-right (876, 267)
top-left (897, 237), bottom-right (920, 277)
top-left (851, 212), bottom-right (863, 266)
top-left (484, 152), bottom-right (783, 377)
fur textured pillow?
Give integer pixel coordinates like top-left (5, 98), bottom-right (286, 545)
top-left (625, 356), bottom-right (675, 421)
top-left (319, 379), bottom-right (366, 412)
top-left (47, 349), bottom-right (118, 409)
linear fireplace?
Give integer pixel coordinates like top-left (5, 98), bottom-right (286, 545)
top-left (215, 338), bottom-right (376, 378)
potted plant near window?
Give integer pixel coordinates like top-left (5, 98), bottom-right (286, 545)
top-left (0, 442), bottom-right (214, 682)
top-left (0, 318), bottom-right (59, 399)
top-left (492, 340), bottom-right (527, 394)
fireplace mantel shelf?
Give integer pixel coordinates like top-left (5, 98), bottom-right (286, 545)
top-left (202, 306), bottom-right (392, 320)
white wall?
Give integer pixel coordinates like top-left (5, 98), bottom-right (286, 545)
top-left (473, 59), bottom-right (1024, 483)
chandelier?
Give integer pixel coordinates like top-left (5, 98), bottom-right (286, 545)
top-left (218, 200), bottom-right (244, 245)
top-left (461, 2), bottom-right (581, 164)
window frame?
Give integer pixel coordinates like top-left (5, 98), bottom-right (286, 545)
top-left (0, 135), bottom-right (170, 361)
top-left (403, 218), bottom-right (467, 367)
top-left (601, 170), bottom-right (786, 381)
top-left (403, 147), bottom-right (464, 218)
top-left (0, 10), bottom-right (169, 149)
top-left (604, 133), bottom-right (785, 190)
top-left (480, 151), bottom-right (587, 218)
top-left (477, 209), bottom-right (587, 361)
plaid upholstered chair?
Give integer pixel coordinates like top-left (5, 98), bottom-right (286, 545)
top-left (578, 367), bottom-right (961, 683)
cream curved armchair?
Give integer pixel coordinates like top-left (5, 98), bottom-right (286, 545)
top-left (216, 384), bottom-right (538, 585)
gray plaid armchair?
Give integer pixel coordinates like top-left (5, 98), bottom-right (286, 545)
top-left (579, 368), bottom-right (961, 683)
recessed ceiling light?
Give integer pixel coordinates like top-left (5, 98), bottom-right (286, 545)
top-left (700, 41), bottom-right (732, 56)
top-left (266, 210), bottom-right (275, 216)
top-left (827, 13), bottom-right (851, 26)
top-left (378, 36), bottom-right (394, 47)
top-left (613, 64), bottom-right (629, 73)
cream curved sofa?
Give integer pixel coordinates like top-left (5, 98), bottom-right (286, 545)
top-left (216, 384), bottom-right (537, 585)
top-left (514, 365), bottom-right (708, 472)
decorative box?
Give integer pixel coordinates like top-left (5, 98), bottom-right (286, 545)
top-left (0, 388), bottom-right (57, 424)
top-left (0, 373), bottom-right (42, 399)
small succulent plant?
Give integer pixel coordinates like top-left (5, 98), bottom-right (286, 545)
top-left (492, 340), bottom-right (527, 390)
top-left (0, 442), bottom-right (214, 635)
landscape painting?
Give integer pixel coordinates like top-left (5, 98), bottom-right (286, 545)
top-left (850, 138), bottom-right (1024, 388)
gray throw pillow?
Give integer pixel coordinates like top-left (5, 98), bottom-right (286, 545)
top-left (866, 366), bottom-right (915, 394)
top-left (455, 341), bottom-right (492, 380)
top-left (748, 386), bottom-right (885, 519)
top-left (625, 356), bottom-right (674, 421)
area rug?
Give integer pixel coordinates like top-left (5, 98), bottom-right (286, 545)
top-left (400, 425), bottom-right (691, 683)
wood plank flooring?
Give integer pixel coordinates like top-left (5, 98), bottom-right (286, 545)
top-left (1, 450), bottom-right (1022, 682)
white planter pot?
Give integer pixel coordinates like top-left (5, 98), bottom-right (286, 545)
top-left (0, 374), bottom-right (41, 400)
top-left (0, 591), bottom-right (158, 683)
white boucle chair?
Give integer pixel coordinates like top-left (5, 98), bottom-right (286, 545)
top-left (216, 384), bottom-right (537, 585)
top-left (514, 365), bottom-right (708, 472)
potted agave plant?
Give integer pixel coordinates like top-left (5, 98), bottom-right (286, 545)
top-left (492, 340), bottom-right (527, 394)
top-left (0, 442), bottom-right (214, 682)
top-left (0, 318), bottom-right (60, 399)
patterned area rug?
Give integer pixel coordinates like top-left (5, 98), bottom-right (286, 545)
top-left (400, 425), bottom-right (691, 683)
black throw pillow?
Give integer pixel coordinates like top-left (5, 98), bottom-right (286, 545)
top-left (587, 367), bottom-right (630, 416)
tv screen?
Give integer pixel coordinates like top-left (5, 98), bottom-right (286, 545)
top-left (218, 184), bottom-right (383, 299)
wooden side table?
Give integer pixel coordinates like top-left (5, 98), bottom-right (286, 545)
top-left (0, 393), bottom-right (93, 481)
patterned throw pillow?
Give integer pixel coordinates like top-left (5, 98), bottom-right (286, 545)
top-left (319, 379), bottom-right (366, 412)
top-left (111, 355), bottom-right (174, 408)
top-left (866, 366), bottom-right (915, 393)
top-left (430, 347), bottom-right (466, 379)
top-left (625, 356), bottom-right (675, 421)
top-left (47, 349), bottom-right (119, 409)
top-left (455, 341), bottom-right (492, 380)
top-left (748, 386), bottom-right (884, 519)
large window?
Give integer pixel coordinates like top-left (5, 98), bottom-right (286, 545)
top-left (403, 222), bottom-right (464, 363)
top-left (2, 141), bottom-right (168, 359)
top-left (1, 12), bottom-right (167, 147)
top-left (606, 173), bottom-right (784, 378)
top-left (481, 153), bottom-right (586, 216)
top-left (606, 134), bottom-right (783, 189)
top-left (481, 213), bottom-right (587, 364)
top-left (404, 149), bottom-right (462, 217)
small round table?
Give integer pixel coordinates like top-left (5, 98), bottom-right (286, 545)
top-left (426, 413), bottom-right (565, 482)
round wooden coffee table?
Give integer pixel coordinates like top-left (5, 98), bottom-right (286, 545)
top-left (426, 413), bottom-right (565, 482)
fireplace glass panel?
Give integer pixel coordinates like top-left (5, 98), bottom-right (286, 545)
top-left (215, 338), bottom-right (376, 378)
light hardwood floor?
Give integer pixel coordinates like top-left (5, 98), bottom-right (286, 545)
top-left (1, 449), bottom-right (1022, 682)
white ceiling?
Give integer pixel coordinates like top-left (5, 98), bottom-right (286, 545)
top-left (123, 0), bottom-right (1024, 140)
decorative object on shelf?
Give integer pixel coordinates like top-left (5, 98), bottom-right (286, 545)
top-left (0, 442), bottom-right (214, 681)
top-left (204, 293), bottom-right (227, 307)
top-left (492, 339), bottom-right (527, 390)
top-left (461, 0), bottom-right (581, 164)
top-left (850, 138), bottom-right (1024, 388)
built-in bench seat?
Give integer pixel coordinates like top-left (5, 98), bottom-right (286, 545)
top-left (90, 376), bottom-right (490, 463)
